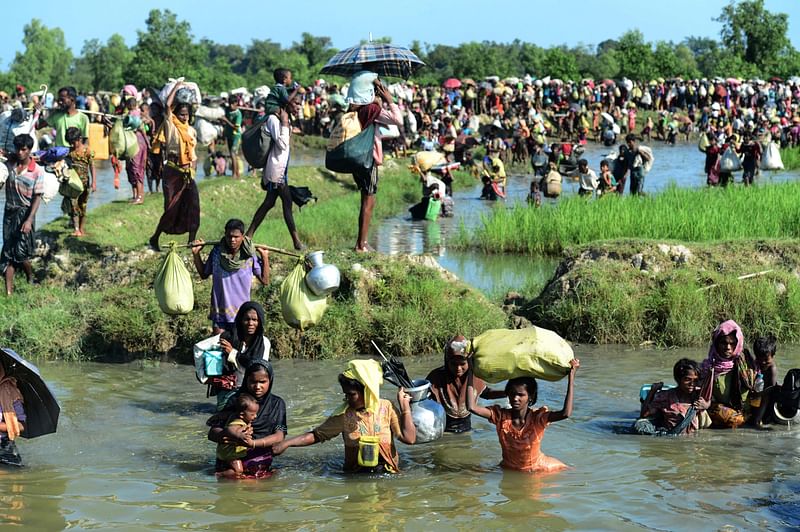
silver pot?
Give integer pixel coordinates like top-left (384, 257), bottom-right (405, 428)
top-left (406, 379), bottom-right (445, 443)
top-left (304, 251), bottom-right (341, 296)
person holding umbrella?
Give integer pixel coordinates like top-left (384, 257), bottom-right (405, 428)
top-left (345, 71), bottom-right (402, 252)
top-left (0, 358), bottom-right (25, 466)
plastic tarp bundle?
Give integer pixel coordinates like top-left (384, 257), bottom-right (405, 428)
top-left (471, 327), bottom-right (574, 383)
top-left (154, 243), bottom-right (194, 315)
top-left (40, 171), bottom-right (59, 203)
top-left (761, 142), bottom-right (784, 170)
top-left (0, 111), bottom-right (38, 154)
top-left (194, 117), bottom-right (219, 146)
top-left (697, 134), bottom-right (710, 153)
top-left (279, 260), bottom-right (328, 330)
top-left (719, 147), bottom-right (742, 172)
top-left (109, 119), bottom-right (139, 160)
top-left (638, 145), bottom-right (655, 174)
top-left (195, 105), bottom-right (225, 121)
top-left (159, 79), bottom-right (201, 106)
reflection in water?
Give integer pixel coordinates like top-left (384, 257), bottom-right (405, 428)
top-left (1, 349), bottom-right (798, 529)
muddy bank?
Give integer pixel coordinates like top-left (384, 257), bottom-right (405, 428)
top-left (511, 239), bottom-right (800, 346)
top-left (3, 232), bottom-right (506, 362)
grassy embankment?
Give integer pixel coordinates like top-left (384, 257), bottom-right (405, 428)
top-left (0, 165), bottom-right (506, 362)
top-left (457, 182), bottom-right (800, 346)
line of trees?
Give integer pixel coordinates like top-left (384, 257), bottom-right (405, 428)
top-left (1, 1), bottom-right (797, 95)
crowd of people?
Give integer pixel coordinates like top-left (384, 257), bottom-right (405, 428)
top-left (2, 68), bottom-right (800, 479)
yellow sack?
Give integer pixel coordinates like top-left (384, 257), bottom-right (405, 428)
top-left (154, 243), bottom-right (194, 315)
top-left (471, 327), bottom-right (573, 383)
top-left (279, 260), bottom-right (328, 330)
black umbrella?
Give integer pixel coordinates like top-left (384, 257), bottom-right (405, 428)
top-left (1, 348), bottom-right (60, 439)
top-left (478, 123), bottom-right (511, 139)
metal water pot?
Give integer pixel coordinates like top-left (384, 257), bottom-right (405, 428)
top-left (406, 379), bottom-right (445, 443)
top-left (304, 251), bottom-right (341, 296)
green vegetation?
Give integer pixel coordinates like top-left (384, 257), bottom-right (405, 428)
top-left (781, 146), bottom-right (800, 171)
top-left (0, 165), bottom-right (506, 361)
top-left (459, 182), bottom-right (800, 256)
top-left (519, 240), bottom-right (800, 346)
top-left (2, 1), bottom-right (798, 93)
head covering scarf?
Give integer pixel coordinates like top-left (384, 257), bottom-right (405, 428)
top-left (701, 320), bottom-right (744, 376)
top-left (217, 360), bottom-right (287, 439)
top-left (217, 236), bottom-right (256, 273)
top-left (0, 363), bottom-right (23, 440)
top-left (336, 359), bottom-right (383, 415)
top-left (221, 302), bottom-right (267, 371)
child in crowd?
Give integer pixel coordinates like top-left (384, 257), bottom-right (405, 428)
top-left (64, 126), bottom-right (95, 236)
top-left (636, 358), bottom-right (710, 435)
top-left (598, 159), bottom-right (616, 195)
top-left (527, 180), bottom-right (542, 207)
top-left (216, 393), bottom-right (259, 478)
top-left (746, 334), bottom-right (779, 428)
top-left (468, 359), bottom-right (579, 473)
top-left (576, 158), bottom-right (599, 197)
top-left (214, 151), bottom-right (227, 176)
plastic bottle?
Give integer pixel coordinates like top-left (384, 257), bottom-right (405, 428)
top-left (754, 372), bottom-right (764, 393)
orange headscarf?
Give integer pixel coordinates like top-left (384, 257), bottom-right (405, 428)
top-left (153, 111), bottom-right (197, 167)
top-left (0, 363), bottom-right (23, 440)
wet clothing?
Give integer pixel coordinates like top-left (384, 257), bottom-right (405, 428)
top-left (208, 360), bottom-right (286, 477)
top-left (1, 158), bottom-right (44, 271)
top-left (702, 320), bottom-right (754, 428)
top-left (312, 398), bottom-right (402, 473)
top-left (427, 367), bottom-right (487, 433)
top-left (487, 405), bottom-right (567, 473)
top-left (216, 417), bottom-right (250, 461)
top-left (643, 388), bottom-right (702, 434)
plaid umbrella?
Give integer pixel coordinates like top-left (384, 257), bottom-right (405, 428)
top-left (320, 43), bottom-right (424, 79)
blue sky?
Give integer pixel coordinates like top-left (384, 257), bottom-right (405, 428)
top-left (2, 0), bottom-right (798, 69)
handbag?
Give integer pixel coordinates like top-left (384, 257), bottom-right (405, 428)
top-left (325, 124), bottom-right (375, 174)
top-left (242, 115), bottom-right (272, 170)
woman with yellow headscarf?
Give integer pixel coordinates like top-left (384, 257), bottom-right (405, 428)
top-left (148, 81), bottom-right (200, 251)
top-left (273, 359), bottom-right (416, 473)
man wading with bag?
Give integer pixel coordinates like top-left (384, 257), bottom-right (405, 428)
top-left (245, 90), bottom-right (304, 251)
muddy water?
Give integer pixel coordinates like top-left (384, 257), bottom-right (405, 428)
top-left (3, 347), bottom-right (799, 530)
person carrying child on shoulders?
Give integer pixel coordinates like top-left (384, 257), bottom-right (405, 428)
top-left (468, 359), bottom-right (579, 473)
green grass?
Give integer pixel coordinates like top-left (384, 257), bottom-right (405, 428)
top-left (523, 240), bottom-right (800, 346)
top-left (781, 146), bottom-right (800, 171)
top-left (0, 164), bottom-right (506, 361)
top-left (458, 182), bottom-right (800, 256)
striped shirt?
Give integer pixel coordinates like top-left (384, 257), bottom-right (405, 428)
top-left (3, 159), bottom-right (45, 208)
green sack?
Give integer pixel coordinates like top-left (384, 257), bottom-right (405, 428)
top-left (325, 124), bottom-right (375, 174)
top-left (154, 243), bottom-right (194, 315)
top-left (279, 260), bottom-right (328, 330)
top-left (471, 327), bottom-right (574, 383)
top-left (58, 168), bottom-right (84, 199)
top-left (110, 119), bottom-right (140, 160)
top-left (424, 197), bottom-right (441, 221)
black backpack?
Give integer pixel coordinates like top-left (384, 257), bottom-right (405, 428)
top-left (241, 114), bottom-right (273, 170)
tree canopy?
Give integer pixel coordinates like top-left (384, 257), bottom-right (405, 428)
top-left (1, 2), bottom-right (797, 95)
